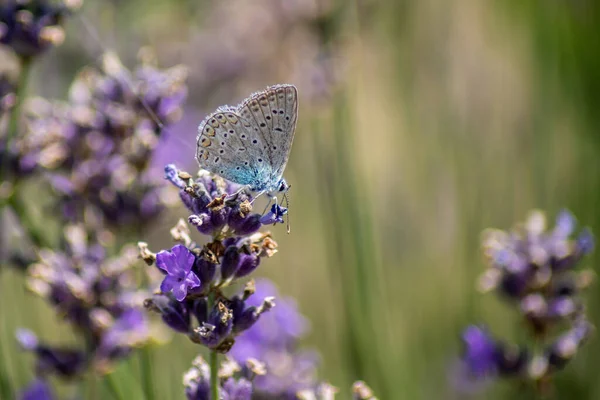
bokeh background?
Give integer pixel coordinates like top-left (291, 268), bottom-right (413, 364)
top-left (1, 0), bottom-right (600, 399)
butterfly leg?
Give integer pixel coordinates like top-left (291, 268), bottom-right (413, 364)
top-left (261, 195), bottom-right (278, 215)
top-left (226, 185), bottom-right (249, 201)
top-left (250, 190), bottom-right (266, 205)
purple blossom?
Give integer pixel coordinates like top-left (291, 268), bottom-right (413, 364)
top-left (461, 326), bottom-right (499, 378)
top-left (479, 209), bottom-right (595, 334)
top-left (0, 0), bottom-right (77, 58)
top-left (97, 309), bottom-right (149, 363)
top-left (141, 165), bottom-right (284, 353)
top-left (145, 293), bottom-right (191, 333)
top-left (157, 245), bottom-right (200, 301)
top-left (230, 279), bottom-right (317, 397)
top-left (23, 53), bottom-right (188, 227)
top-left (183, 355), bottom-right (254, 400)
top-left (16, 329), bottom-right (87, 378)
top-left (20, 379), bottom-right (54, 400)
top-left (222, 377), bottom-right (253, 400)
top-left (457, 209), bottom-right (595, 394)
top-left (21, 224), bottom-right (152, 385)
top-left (260, 204), bottom-right (288, 225)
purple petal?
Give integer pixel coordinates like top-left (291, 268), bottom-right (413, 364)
top-left (160, 275), bottom-right (179, 294)
top-left (20, 379), bottom-right (54, 400)
top-left (16, 328), bottom-right (38, 351)
top-left (156, 250), bottom-right (176, 274)
top-left (173, 244), bottom-right (195, 274)
top-left (172, 281), bottom-right (189, 302)
top-left (156, 245), bottom-right (195, 276)
top-left (185, 271), bottom-right (201, 289)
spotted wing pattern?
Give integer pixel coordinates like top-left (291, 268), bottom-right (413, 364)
top-left (196, 84), bottom-right (298, 192)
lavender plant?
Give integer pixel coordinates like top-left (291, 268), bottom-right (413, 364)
top-left (139, 165), bottom-right (380, 398)
top-left (0, 0), bottom-right (79, 59)
top-left (0, 16), bottom-right (189, 397)
top-left (458, 209), bottom-right (595, 395)
top-left (24, 51), bottom-right (187, 227)
top-left (139, 163), bottom-right (287, 397)
top-left (17, 224), bottom-right (150, 398)
top-left (0, 0), bottom-right (80, 186)
top-left (229, 279), bottom-right (319, 398)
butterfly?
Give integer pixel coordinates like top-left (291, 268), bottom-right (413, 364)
top-left (195, 84), bottom-right (298, 200)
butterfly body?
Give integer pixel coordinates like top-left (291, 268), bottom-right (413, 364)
top-left (196, 84), bottom-right (298, 194)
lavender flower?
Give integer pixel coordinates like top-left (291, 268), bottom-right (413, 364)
top-left (19, 378), bottom-right (54, 400)
top-left (460, 326), bottom-right (528, 380)
top-left (457, 209), bottom-right (595, 392)
top-left (24, 52), bottom-right (187, 226)
top-left (141, 165), bottom-right (285, 346)
top-left (156, 244), bottom-right (200, 301)
top-left (296, 381), bottom-right (378, 400)
top-left (0, 0), bottom-right (79, 58)
top-left (230, 279), bottom-right (318, 398)
top-left (16, 328), bottom-right (87, 378)
top-left (479, 209), bottom-right (594, 335)
top-left (19, 223), bottom-right (150, 393)
top-left (183, 355), bottom-right (259, 400)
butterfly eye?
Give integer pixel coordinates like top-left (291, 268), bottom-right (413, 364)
top-left (278, 180), bottom-right (288, 192)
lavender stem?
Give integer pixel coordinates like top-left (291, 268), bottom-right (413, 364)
top-left (1, 56), bottom-right (32, 183)
top-left (208, 291), bottom-right (219, 400)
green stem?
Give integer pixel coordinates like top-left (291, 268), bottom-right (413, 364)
top-left (139, 347), bottom-right (155, 400)
top-left (103, 374), bottom-right (124, 400)
top-left (7, 188), bottom-right (51, 249)
top-left (208, 291), bottom-right (219, 400)
top-left (1, 56), bottom-right (32, 184)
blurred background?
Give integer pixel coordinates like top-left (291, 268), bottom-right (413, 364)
top-left (1, 0), bottom-right (600, 398)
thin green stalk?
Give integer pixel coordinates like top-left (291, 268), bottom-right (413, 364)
top-left (139, 343), bottom-right (155, 400)
top-left (1, 56), bottom-right (32, 183)
top-left (138, 260), bottom-right (155, 400)
top-left (103, 373), bottom-right (125, 400)
top-left (207, 292), bottom-right (218, 400)
top-left (7, 188), bottom-right (52, 249)
top-left (0, 280), bottom-right (14, 399)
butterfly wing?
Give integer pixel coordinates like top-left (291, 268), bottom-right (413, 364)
top-left (196, 107), bottom-right (261, 187)
top-left (238, 84), bottom-right (298, 187)
top-left (196, 84), bottom-right (298, 191)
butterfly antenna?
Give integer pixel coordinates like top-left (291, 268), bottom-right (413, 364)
top-left (77, 14), bottom-right (165, 131)
top-left (284, 187), bottom-right (291, 234)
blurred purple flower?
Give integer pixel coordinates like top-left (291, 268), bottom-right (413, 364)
top-left (16, 328), bottom-right (87, 378)
top-left (20, 378), bottom-right (54, 400)
top-left (457, 209), bottom-right (595, 394)
top-left (0, 0), bottom-right (78, 58)
top-left (157, 245), bottom-right (200, 301)
top-left (230, 279), bottom-right (318, 397)
top-left (461, 326), bottom-right (499, 378)
top-left (21, 224), bottom-right (150, 384)
top-left (479, 209), bottom-right (595, 334)
top-left (183, 355), bottom-right (254, 400)
top-left (23, 52), bottom-right (188, 227)
top-left (97, 309), bottom-right (149, 363)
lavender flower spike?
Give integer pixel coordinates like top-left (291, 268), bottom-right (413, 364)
top-left (156, 244), bottom-right (200, 301)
